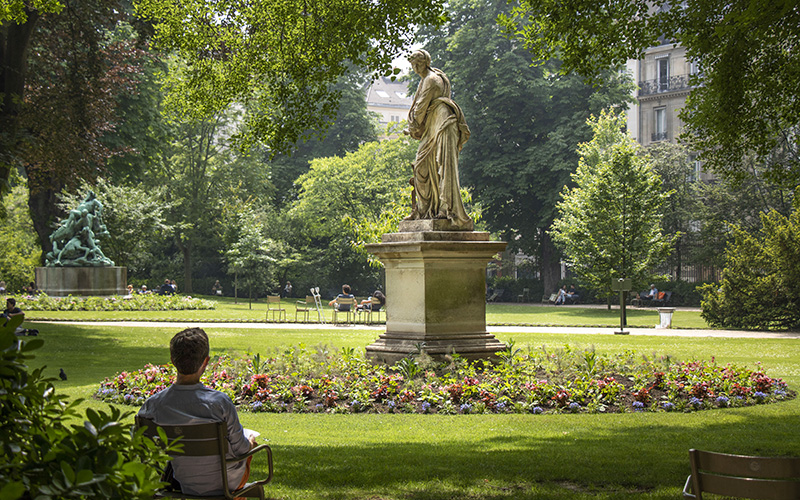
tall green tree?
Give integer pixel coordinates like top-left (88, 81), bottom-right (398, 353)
top-left (417, 0), bottom-right (633, 293)
top-left (550, 111), bottom-right (673, 302)
top-left (224, 209), bottom-right (279, 308)
top-left (58, 178), bottom-right (174, 274)
top-left (498, 0), bottom-right (800, 187)
top-left (0, 178), bottom-right (38, 291)
top-left (135, 0), bottom-right (445, 154)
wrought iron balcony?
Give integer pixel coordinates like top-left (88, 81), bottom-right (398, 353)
top-left (638, 74), bottom-right (694, 96)
top-left (651, 132), bottom-right (668, 142)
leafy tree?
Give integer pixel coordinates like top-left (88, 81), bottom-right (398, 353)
top-left (0, 179), bottom-right (39, 291)
top-left (700, 203), bottom-right (800, 330)
top-left (0, 331), bottom-right (170, 499)
top-left (224, 209), bottom-right (279, 308)
top-left (498, 0), bottom-right (800, 187)
top-left (416, 0), bottom-right (633, 294)
top-left (6, 4), bottom-right (150, 257)
top-left (264, 74), bottom-right (379, 208)
top-left (645, 142), bottom-right (699, 279)
top-left (289, 135), bottom-right (417, 294)
top-left (58, 178), bottom-right (174, 273)
top-left (550, 111), bottom-right (673, 302)
top-left (135, 0), bottom-right (446, 154)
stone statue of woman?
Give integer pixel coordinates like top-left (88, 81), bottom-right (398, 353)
top-left (404, 49), bottom-right (473, 230)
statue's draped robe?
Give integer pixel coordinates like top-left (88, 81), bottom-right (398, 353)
top-left (408, 68), bottom-right (472, 226)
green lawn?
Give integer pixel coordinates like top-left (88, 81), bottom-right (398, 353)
top-left (24, 295), bottom-right (710, 329)
top-left (26, 319), bottom-right (800, 500)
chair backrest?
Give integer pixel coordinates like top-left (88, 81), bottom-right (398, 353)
top-left (336, 297), bottom-right (356, 306)
top-left (687, 449), bottom-right (800, 499)
top-left (267, 295), bottom-right (281, 305)
top-left (136, 416), bottom-right (227, 457)
top-left (369, 297), bottom-right (382, 311)
top-left (304, 295), bottom-right (314, 304)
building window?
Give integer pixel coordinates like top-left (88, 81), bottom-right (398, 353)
top-left (657, 57), bottom-right (670, 92)
top-left (652, 107), bottom-right (667, 142)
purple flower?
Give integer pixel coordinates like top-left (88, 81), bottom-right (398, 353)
top-left (460, 403), bottom-right (473, 414)
top-left (715, 396), bottom-right (729, 407)
top-left (531, 406), bottom-right (544, 414)
top-left (569, 402), bottom-right (580, 411)
top-left (661, 402), bottom-right (675, 411)
top-left (753, 391), bottom-right (768, 400)
top-left (422, 402), bottom-right (431, 412)
top-left (250, 401), bottom-right (263, 411)
top-left (632, 401), bottom-right (645, 411)
top-left (689, 397), bottom-right (703, 407)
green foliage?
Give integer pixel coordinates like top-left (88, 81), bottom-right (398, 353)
top-left (700, 204), bottom-right (800, 330)
top-left (488, 276), bottom-right (543, 304)
top-left (498, 0), bottom-right (800, 186)
top-left (0, 0), bottom-right (63, 23)
top-left (0, 330), bottom-right (169, 499)
top-left (0, 181), bottom-right (39, 291)
top-left (224, 208), bottom-right (280, 301)
top-left (12, 293), bottom-right (215, 311)
top-left (551, 111), bottom-right (674, 299)
top-left (135, 0), bottom-right (446, 154)
top-left (58, 178), bottom-right (174, 271)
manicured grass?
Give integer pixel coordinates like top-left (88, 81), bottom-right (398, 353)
top-left (26, 319), bottom-right (800, 500)
top-left (24, 295), bottom-right (710, 329)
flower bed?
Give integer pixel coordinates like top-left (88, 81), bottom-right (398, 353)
top-left (94, 343), bottom-right (793, 414)
top-left (10, 293), bottom-right (215, 311)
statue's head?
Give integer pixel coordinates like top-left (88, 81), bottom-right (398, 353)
top-left (408, 49), bottom-right (431, 73)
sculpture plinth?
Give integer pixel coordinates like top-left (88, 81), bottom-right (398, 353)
top-left (365, 222), bottom-right (507, 364)
top-left (35, 266), bottom-right (127, 297)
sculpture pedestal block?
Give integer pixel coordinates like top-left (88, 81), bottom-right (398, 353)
top-left (35, 266), bottom-right (127, 296)
top-left (364, 226), bottom-right (507, 364)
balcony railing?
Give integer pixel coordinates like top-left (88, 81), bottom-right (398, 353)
top-left (651, 131), bottom-right (668, 142)
top-left (638, 74), bottom-right (694, 96)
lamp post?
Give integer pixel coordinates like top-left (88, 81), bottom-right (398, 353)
top-left (611, 278), bottom-right (631, 335)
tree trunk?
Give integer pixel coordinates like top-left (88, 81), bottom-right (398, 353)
top-left (1, 12), bottom-right (39, 198)
top-left (540, 231), bottom-right (560, 297)
top-left (26, 170), bottom-right (61, 265)
top-left (181, 240), bottom-right (193, 294)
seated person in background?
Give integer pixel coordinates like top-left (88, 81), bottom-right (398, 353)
top-left (282, 281), bottom-right (292, 298)
top-left (123, 284), bottom-right (134, 299)
top-left (0, 281), bottom-right (6, 293)
top-left (3, 298), bottom-right (25, 334)
top-left (211, 280), bottom-right (223, 296)
top-left (357, 290), bottom-right (386, 311)
top-left (159, 279), bottom-right (175, 296)
top-left (171, 279), bottom-right (178, 294)
top-left (566, 285), bottom-right (580, 304)
top-left (23, 281), bottom-right (38, 295)
top-left (137, 328), bottom-right (258, 496)
top-left (641, 284), bottom-right (658, 301)
top-left (554, 285), bottom-right (568, 305)
top-left (329, 284), bottom-right (355, 311)
top-left (139, 285), bottom-right (150, 295)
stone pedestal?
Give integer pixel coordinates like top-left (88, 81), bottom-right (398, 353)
top-left (364, 221), bottom-right (507, 364)
top-left (35, 266), bottom-right (127, 296)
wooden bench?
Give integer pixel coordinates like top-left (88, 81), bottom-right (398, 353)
top-left (683, 449), bottom-right (800, 499)
top-left (136, 416), bottom-right (273, 499)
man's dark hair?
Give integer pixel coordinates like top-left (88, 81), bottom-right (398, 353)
top-left (6, 298), bottom-right (15, 306)
top-left (170, 328), bottom-right (209, 375)
top-left (342, 284), bottom-right (351, 294)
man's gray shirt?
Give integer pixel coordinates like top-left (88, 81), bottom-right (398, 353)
top-left (137, 383), bottom-right (250, 495)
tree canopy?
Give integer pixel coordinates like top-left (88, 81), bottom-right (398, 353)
top-left (551, 111), bottom-right (674, 299)
top-left (135, 0), bottom-right (445, 154)
top-left (499, 0), bottom-right (800, 187)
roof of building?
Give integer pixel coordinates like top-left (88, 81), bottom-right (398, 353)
top-left (366, 76), bottom-right (413, 109)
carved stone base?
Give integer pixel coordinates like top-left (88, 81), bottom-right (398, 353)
top-left (364, 230), bottom-right (506, 364)
top-left (399, 218), bottom-right (474, 232)
top-left (35, 266), bottom-right (127, 296)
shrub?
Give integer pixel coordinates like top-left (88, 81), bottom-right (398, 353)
top-left (700, 206), bottom-right (800, 330)
top-left (0, 331), bottom-right (169, 499)
top-left (488, 276), bottom-right (543, 302)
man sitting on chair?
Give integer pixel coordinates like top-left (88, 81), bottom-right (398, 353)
top-left (329, 284), bottom-right (355, 311)
top-left (137, 328), bottom-right (257, 496)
